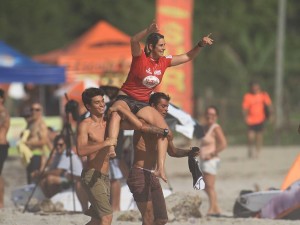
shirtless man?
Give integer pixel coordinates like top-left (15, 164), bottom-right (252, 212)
top-left (77, 88), bottom-right (166, 225)
top-left (0, 89), bottom-right (10, 208)
top-left (127, 92), bottom-right (200, 225)
top-left (25, 102), bottom-right (48, 184)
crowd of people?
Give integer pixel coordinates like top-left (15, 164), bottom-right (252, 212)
top-left (0, 20), bottom-right (277, 225)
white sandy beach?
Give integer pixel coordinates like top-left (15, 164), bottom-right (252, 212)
top-left (1, 144), bottom-right (300, 225)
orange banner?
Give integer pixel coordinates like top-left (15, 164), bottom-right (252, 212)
top-left (156, 0), bottom-right (194, 113)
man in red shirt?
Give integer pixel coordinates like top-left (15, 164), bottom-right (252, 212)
top-left (242, 81), bottom-right (272, 158)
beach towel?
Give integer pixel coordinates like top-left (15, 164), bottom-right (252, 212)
top-left (188, 155), bottom-right (205, 190)
top-left (17, 129), bottom-right (33, 166)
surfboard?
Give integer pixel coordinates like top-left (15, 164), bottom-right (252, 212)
top-left (237, 190), bottom-right (282, 212)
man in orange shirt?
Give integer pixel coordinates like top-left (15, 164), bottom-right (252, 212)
top-left (242, 81), bottom-right (272, 158)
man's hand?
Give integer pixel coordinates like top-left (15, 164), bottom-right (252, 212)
top-left (188, 147), bottom-right (200, 157)
top-left (25, 140), bottom-right (33, 149)
top-left (105, 137), bottom-right (118, 147)
top-left (167, 130), bottom-right (174, 141)
top-left (198, 33), bottom-right (213, 47)
top-left (107, 105), bottom-right (120, 116)
top-left (147, 20), bottom-right (159, 34)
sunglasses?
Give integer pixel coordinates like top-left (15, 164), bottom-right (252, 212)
top-left (56, 143), bottom-right (64, 147)
top-left (31, 108), bottom-right (41, 112)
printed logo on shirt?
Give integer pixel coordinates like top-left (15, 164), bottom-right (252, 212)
top-left (142, 76), bottom-right (160, 88)
top-left (146, 68), bottom-right (152, 75)
top-left (154, 70), bottom-right (162, 75)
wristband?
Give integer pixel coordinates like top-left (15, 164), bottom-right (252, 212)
top-left (163, 128), bottom-right (169, 137)
top-left (197, 41), bottom-right (205, 48)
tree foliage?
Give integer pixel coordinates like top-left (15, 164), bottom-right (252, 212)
top-left (0, 0), bottom-right (299, 143)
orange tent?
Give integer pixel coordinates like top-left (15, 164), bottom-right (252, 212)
top-left (34, 21), bottom-right (132, 86)
top-left (281, 154), bottom-right (300, 190)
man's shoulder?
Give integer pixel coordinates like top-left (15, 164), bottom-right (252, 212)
top-left (78, 117), bottom-right (90, 129)
top-left (243, 93), bottom-right (255, 102)
top-left (79, 117), bottom-right (96, 126)
top-left (79, 117), bottom-right (107, 129)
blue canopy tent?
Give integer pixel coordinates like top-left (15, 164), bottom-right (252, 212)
top-left (0, 41), bottom-right (65, 84)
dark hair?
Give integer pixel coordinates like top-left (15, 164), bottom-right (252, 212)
top-left (47, 126), bottom-right (54, 132)
top-left (21, 106), bottom-right (32, 118)
top-left (144, 32), bottom-right (164, 57)
top-left (82, 87), bottom-right (105, 110)
top-left (149, 92), bottom-right (170, 106)
top-left (53, 134), bottom-right (65, 146)
top-left (0, 89), bottom-right (4, 98)
top-left (249, 80), bottom-right (260, 88)
top-left (206, 105), bottom-right (219, 116)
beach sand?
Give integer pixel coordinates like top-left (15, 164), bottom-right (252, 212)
top-left (1, 144), bottom-right (300, 225)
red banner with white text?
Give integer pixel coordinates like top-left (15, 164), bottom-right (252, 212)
top-left (156, 0), bottom-right (194, 113)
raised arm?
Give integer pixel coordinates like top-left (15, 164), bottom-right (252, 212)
top-left (76, 122), bottom-right (116, 157)
top-left (167, 133), bottom-right (200, 158)
top-left (170, 33), bottom-right (213, 67)
top-left (131, 20), bottom-right (159, 56)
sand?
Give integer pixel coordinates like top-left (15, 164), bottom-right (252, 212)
top-left (1, 144), bottom-right (300, 225)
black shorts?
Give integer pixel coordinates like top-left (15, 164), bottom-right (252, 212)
top-left (26, 155), bottom-right (42, 184)
top-left (116, 95), bottom-right (149, 114)
top-left (0, 144), bottom-right (9, 175)
top-left (248, 122), bottom-right (264, 132)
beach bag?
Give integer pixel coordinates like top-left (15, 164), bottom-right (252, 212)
top-left (233, 190), bottom-right (257, 218)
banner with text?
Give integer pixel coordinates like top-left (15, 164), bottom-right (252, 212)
top-left (156, 0), bottom-right (194, 113)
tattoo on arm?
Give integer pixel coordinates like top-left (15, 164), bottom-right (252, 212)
top-left (140, 124), bottom-right (164, 135)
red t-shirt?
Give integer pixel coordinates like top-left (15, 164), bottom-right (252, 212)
top-left (242, 92), bottom-right (272, 125)
top-left (120, 51), bottom-right (172, 103)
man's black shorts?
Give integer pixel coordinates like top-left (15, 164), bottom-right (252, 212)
top-left (248, 122), bottom-right (264, 132)
top-left (0, 144), bottom-right (9, 175)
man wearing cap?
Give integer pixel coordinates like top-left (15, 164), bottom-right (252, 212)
top-left (0, 89), bottom-right (10, 208)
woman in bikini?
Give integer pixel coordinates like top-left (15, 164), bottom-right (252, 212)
top-left (199, 106), bottom-right (227, 217)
